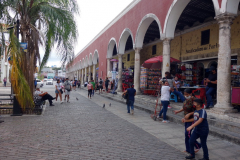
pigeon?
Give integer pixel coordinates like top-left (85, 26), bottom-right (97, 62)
top-left (109, 103), bottom-right (111, 107)
top-left (76, 97), bottom-right (78, 101)
top-left (103, 104), bottom-right (105, 108)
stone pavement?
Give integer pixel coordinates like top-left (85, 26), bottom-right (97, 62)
top-left (0, 87), bottom-right (185, 160)
top-left (77, 88), bottom-right (240, 160)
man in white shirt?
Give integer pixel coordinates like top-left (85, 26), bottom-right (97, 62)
top-left (34, 86), bottom-right (55, 106)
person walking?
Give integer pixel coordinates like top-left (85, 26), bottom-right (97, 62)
top-left (158, 81), bottom-right (173, 123)
top-left (105, 77), bottom-right (110, 92)
top-left (87, 81), bottom-right (93, 99)
top-left (55, 79), bottom-right (63, 104)
top-left (173, 76), bottom-right (185, 102)
top-left (78, 80), bottom-right (81, 88)
top-left (174, 88), bottom-right (201, 154)
top-left (185, 99), bottom-right (209, 160)
top-left (3, 77), bottom-right (6, 87)
top-left (63, 78), bottom-right (72, 103)
top-left (91, 80), bottom-right (96, 96)
top-left (122, 84), bottom-right (136, 115)
top-left (73, 80), bottom-right (77, 91)
top-left (34, 78), bottom-right (37, 89)
top-left (99, 78), bottom-right (103, 94)
top-left (205, 66), bottom-right (217, 109)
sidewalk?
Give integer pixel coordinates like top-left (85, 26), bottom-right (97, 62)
top-left (81, 87), bottom-right (240, 145)
top-left (77, 89), bottom-right (240, 160)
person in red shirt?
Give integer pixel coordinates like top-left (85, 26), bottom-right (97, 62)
top-left (87, 81), bottom-right (93, 99)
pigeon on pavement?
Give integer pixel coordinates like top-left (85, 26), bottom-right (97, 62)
top-left (103, 104), bottom-right (105, 108)
top-left (109, 103), bottom-right (111, 107)
top-left (76, 97), bottom-right (78, 100)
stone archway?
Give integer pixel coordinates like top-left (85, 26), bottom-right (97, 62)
top-left (163, 0), bottom-right (220, 38)
top-left (107, 38), bottom-right (118, 58)
top-left (135, 13), bottom-right (162, 48)
top-left (118, 28), bottom-right (134, 55)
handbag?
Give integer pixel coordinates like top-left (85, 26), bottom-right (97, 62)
top-left (60, 89), bottom-right (63, 94)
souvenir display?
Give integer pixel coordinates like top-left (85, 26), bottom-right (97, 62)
top-left (140, 67), bottom-right (161, 92)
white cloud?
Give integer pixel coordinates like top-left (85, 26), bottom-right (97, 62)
top-left (41, 0), bottom-right (133, 67)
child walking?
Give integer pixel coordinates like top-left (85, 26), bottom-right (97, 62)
top-left (158, 81), bottom-right (173, 123)
top-left (185, 99), bottom-right (209, 160)
top-left (174, 89), bottom-right (201, 154)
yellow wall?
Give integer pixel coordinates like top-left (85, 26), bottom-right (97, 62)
top-left (231, 15), bottom-right (240, 49)
top-left (140, 42), bottom-right (163, 64)
top-left (122, 50), bottom-right (135, 69)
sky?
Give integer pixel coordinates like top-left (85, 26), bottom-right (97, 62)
top-left (42, 0), bottom-right (134, 67)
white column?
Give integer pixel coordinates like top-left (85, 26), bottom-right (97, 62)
top-left (215, 14), bottom-right (235, 111)
top-left (117, 54), bottom-right (123, 92)
top-left (162, 38), bottom-right (171, 76)
top-left (107, 58), bottom-right (111, 78)
top-left (81, 69), bottom-right (84, 84)
top-left (88, 66), bottom-right (91, 82)
top-left (93, 64), bottom-right (96, 82)
top-left (134, 48), bottom-right (141, 94)
top-left (84, 67), bottom-right (87, 82)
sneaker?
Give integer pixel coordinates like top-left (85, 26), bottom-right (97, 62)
top-left (162, 120), bottom-right (169, 123)
top-left (185, 155), bottom-right (195, 159)
top-left (168, 105), bottom-right (172, 109)
top-left (209, 105), bottom-right (214, 108)
top-left (60, 101), bottom-right (63, 104)
top-left (64, 99), bottom-right (66, 102)
top-left (131, 109), bottom-right (134, 115)
top-left (67, 101), bottom-right (70, 103)
top-left (195, 148), bottom-right (200, 153)
top-left (0, 120), bottom-right (4, 123)
top-left (183, 150), bottom-right (190, 154)
top-left (50, 104), bottom-right (55, 106)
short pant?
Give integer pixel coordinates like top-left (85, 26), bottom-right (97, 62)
top-left (65, 90), bottom-right (71, 95)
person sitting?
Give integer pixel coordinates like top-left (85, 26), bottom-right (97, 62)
top-left (205, 66), bottom-right (217, 109)
top-left (34, 86), bottom-right (55, 106)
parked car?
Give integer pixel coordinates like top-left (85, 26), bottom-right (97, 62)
top-left (36, 79), bottom-right (44, 87)
top-left (46, 79), bottom-right (53, 85)
top-left (43, 78), bottom-right (48, 82)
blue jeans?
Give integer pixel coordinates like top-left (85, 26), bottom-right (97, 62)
top-left (127, 100), bottom-right (134, 113)
top-left (185, 122), bottom-right (201, 153)
top-left (159, 101), bottom-right (169, 120)
top-left (206, 86), bottom-right (216, 107)
top-left (92, 89), bottom-right (94, 96)
top-left (173, 89), bottom-right (186, 102)
top-left (190, 130), bottom-right (209, 159)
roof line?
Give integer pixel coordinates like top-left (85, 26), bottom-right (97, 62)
top-left (75, 0), bottom-right (141, 58)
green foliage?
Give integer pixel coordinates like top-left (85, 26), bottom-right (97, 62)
top-left (37, 74), bottom-right (44, 80)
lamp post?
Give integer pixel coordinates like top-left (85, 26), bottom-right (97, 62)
top-left (7, 20), bottom-right (22, 116)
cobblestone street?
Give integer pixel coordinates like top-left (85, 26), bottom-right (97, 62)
top-left (0, 87), bottom-right (185, 160)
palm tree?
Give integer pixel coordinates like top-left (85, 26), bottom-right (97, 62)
top-left (0, 0), bottom-right (79, 109)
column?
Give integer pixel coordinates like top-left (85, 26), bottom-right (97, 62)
top-left (215, 14), bottom-right (235, 111)
top-left (88, 66), bottom-right (91, 82)
top-left (93, 64), bottom-right (96, 82)
top-left (117, 54), bottom-right (123, 92)
top-left (134, 48), bottom-right (141, 94)
top-left (81, 69), bottom-right (84, 84)
top-left (162, 38), bottom-right (171, 76)
top-left (84, 67), bottom-right (87, 82)
top-left (107, 58), bottom-right (111, 78)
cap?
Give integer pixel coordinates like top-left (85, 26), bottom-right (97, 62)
top-left (36, 86), bottom-right (40, 89)
top-left (209, 66), bottom-right (216, 71)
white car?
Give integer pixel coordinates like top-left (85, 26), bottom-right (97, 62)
top-left (36, 79), bottom-right (44, 87)
top-left (43, 78), bottom-right (48, 82)
top-left (46, 79), bottom-right (53, 85)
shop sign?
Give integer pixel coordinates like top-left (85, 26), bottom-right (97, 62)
top-left (186, 43), bottom-right (219, 54)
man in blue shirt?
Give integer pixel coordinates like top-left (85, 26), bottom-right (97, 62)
top-left (123, 84), bottom-right (136, 115)
top-left (205, 66), bottom-right (217, 109)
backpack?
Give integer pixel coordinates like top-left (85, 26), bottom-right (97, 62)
top-left (65, 81), bottom-right (71, 90)
top-left (99, 80), bottom-right (103, 85)
top-left (122, 90), bottom-right (129, 100)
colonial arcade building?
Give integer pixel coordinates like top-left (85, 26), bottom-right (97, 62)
top-left (67, 0), bottom-right (240, 114)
